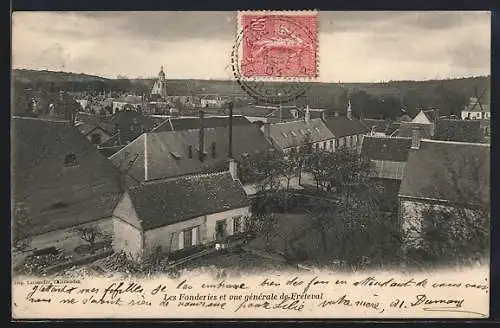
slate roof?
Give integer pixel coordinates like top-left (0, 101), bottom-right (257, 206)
top-left (267, 118), bottom-right (335, 149)
top-left (109, 111), bottom-right (155, 131)
top-left (127, 172), bottom-right (250, 230)
top-left (399, 140), bottom-right (490, 206)
top-left (463, 98), bottom-right (490, 113)
top-left (435, 119), bottom-right (482, 143)
top-left (323, 116), bottom-right (369, 138)
top-left (423, 109), bottom-right (437, 122)
top-left (396, 122), bottom-right (434, 139)
top-left (360, 119), bottom-right (390, 134)
top-left (11, 116), bottom-right (123, 236)
top-left (109, 124), bottom-right (274, 182)
top-left (152, 115), bottom-right (252, 133)
top-left (360, 136), bottom-right (413, 162)
top-left (76, 122), bottom-right (114, 136)
top-left (231, 106), bottom-right (297, 119)
top-left (116, 95), bottom-right (143, 104)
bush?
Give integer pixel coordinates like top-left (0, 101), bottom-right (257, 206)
top-left (15, 252), bottom-right (72, 275)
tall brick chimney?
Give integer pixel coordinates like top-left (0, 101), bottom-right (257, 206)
top-left (198, 110), bottom-right (205, 161)
top-left (411, 127), bottom-right (421, 149)
top-left (228, 101), bottom-right (233, 159)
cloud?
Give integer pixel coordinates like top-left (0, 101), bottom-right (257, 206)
top-left (11, 11), bottom-right (491, 82)
top-left (35, 43), bottom-right (71, 70)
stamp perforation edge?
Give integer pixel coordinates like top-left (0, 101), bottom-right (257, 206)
top-left (235, 10), bottom-right (319, 83)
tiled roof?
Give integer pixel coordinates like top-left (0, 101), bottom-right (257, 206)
top-left (399, 140), bottom-right (490, 206)
top-left (360, 136), bottom-right (412, 162)
top-left (267, 118), bottom-right (335, 149)
top-left (128, 172), bottom-right (250, 230)
top-left (152, 115), bottom-right (252, 133)
top-left (435, 119), bottom-right (482, 143)
top-left (109, 124), bottom-right (274, 182)
top-left (323, 116), bottom-right (369, 138)
top-left (371, 160), bottom-right (407, 180)
top-left (11, 116), bottom-right (123, 236)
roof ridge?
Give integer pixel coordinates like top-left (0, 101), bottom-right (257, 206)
top-left (421, 139), bottom-right (490, 147)
top-left (365, 135), bottom-right (412, 141)
top-left (137, 170), bottom-right (229, 187)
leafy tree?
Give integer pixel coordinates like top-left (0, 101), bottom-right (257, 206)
top-left (403, 151), bottom-right (490, 268)
top-left (245, 214), bottom-right (278, 251)
top-left (13, 202), bottom-right (31, 252)
top-left (305, 145), bottom-right (373, 194)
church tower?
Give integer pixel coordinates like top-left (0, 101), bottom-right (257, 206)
top-left (151, 65), bottom-right (168, 99)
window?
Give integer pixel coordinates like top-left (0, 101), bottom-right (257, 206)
top-left (64, 154), bottom-right (78, 167)
top-left (330, 140), bottom-right (334, 149)
top-left (335, 139), bottom-right (339, 148)
top-left (183, 228), bottom-right (193, 248)
top-left (315, 143), bottom-right (319, 152)
top-left (323, 141), bottom-right (326, 149)
top-left (90, 133), bottom-right (101, 145)
top-left (211, 142), bottom-right (216, 158)
top-left (233, 216), bottom-right (242, 234)
top-left (188, 145), bottom-right (193, 158)
top-left (215, 220), bottom-right (227, 241)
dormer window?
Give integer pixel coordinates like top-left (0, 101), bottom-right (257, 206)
top-left (64, 154), bottom-right (79, 167)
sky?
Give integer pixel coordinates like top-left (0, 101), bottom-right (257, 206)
top-left (11, 11), bottom-right (491, 82)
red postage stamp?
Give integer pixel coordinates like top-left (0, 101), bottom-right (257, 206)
top-left (238, 11), bottom-right (318, 79)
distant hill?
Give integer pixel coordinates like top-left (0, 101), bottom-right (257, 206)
top-left (12, 69), bottom-right (490, 118)
top-left (13, 69), bottom-right (110, 83)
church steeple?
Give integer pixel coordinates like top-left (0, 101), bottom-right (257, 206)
top-left (151, 65), bottom-right (168, 99)
top-left (159, 66), bottom-right (166, 80)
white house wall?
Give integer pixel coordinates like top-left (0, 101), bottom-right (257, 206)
top-left (112, 217), bottom-right (143, 260)
top-left (143, 206), bottom-right (251, 255)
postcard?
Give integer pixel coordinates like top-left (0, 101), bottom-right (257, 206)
top-left (11, 10), bottom-right (491, 319)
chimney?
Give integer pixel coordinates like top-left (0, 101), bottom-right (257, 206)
top-left (305, 105), bottom-right (311, 123)
top-left (228, 101), bottom-right (233, 159)
top-left (229, 158), bottom-right (238, 180)
top-left (347, 98), bottom-right (352, 120)
top-left (411, 127), bottom-right (421, 149)
top-left (263, 123), bottom-right (271, 139)
top-left (198, 110), bottom-right (205, 161)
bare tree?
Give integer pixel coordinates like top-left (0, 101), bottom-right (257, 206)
top-left (74, 225), bottom-right (109, 254)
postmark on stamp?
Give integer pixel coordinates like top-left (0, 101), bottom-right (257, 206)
top-left (240, 11), bottom-right (318, 79)
top-left (232, 11), bottom-right (318, 104)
